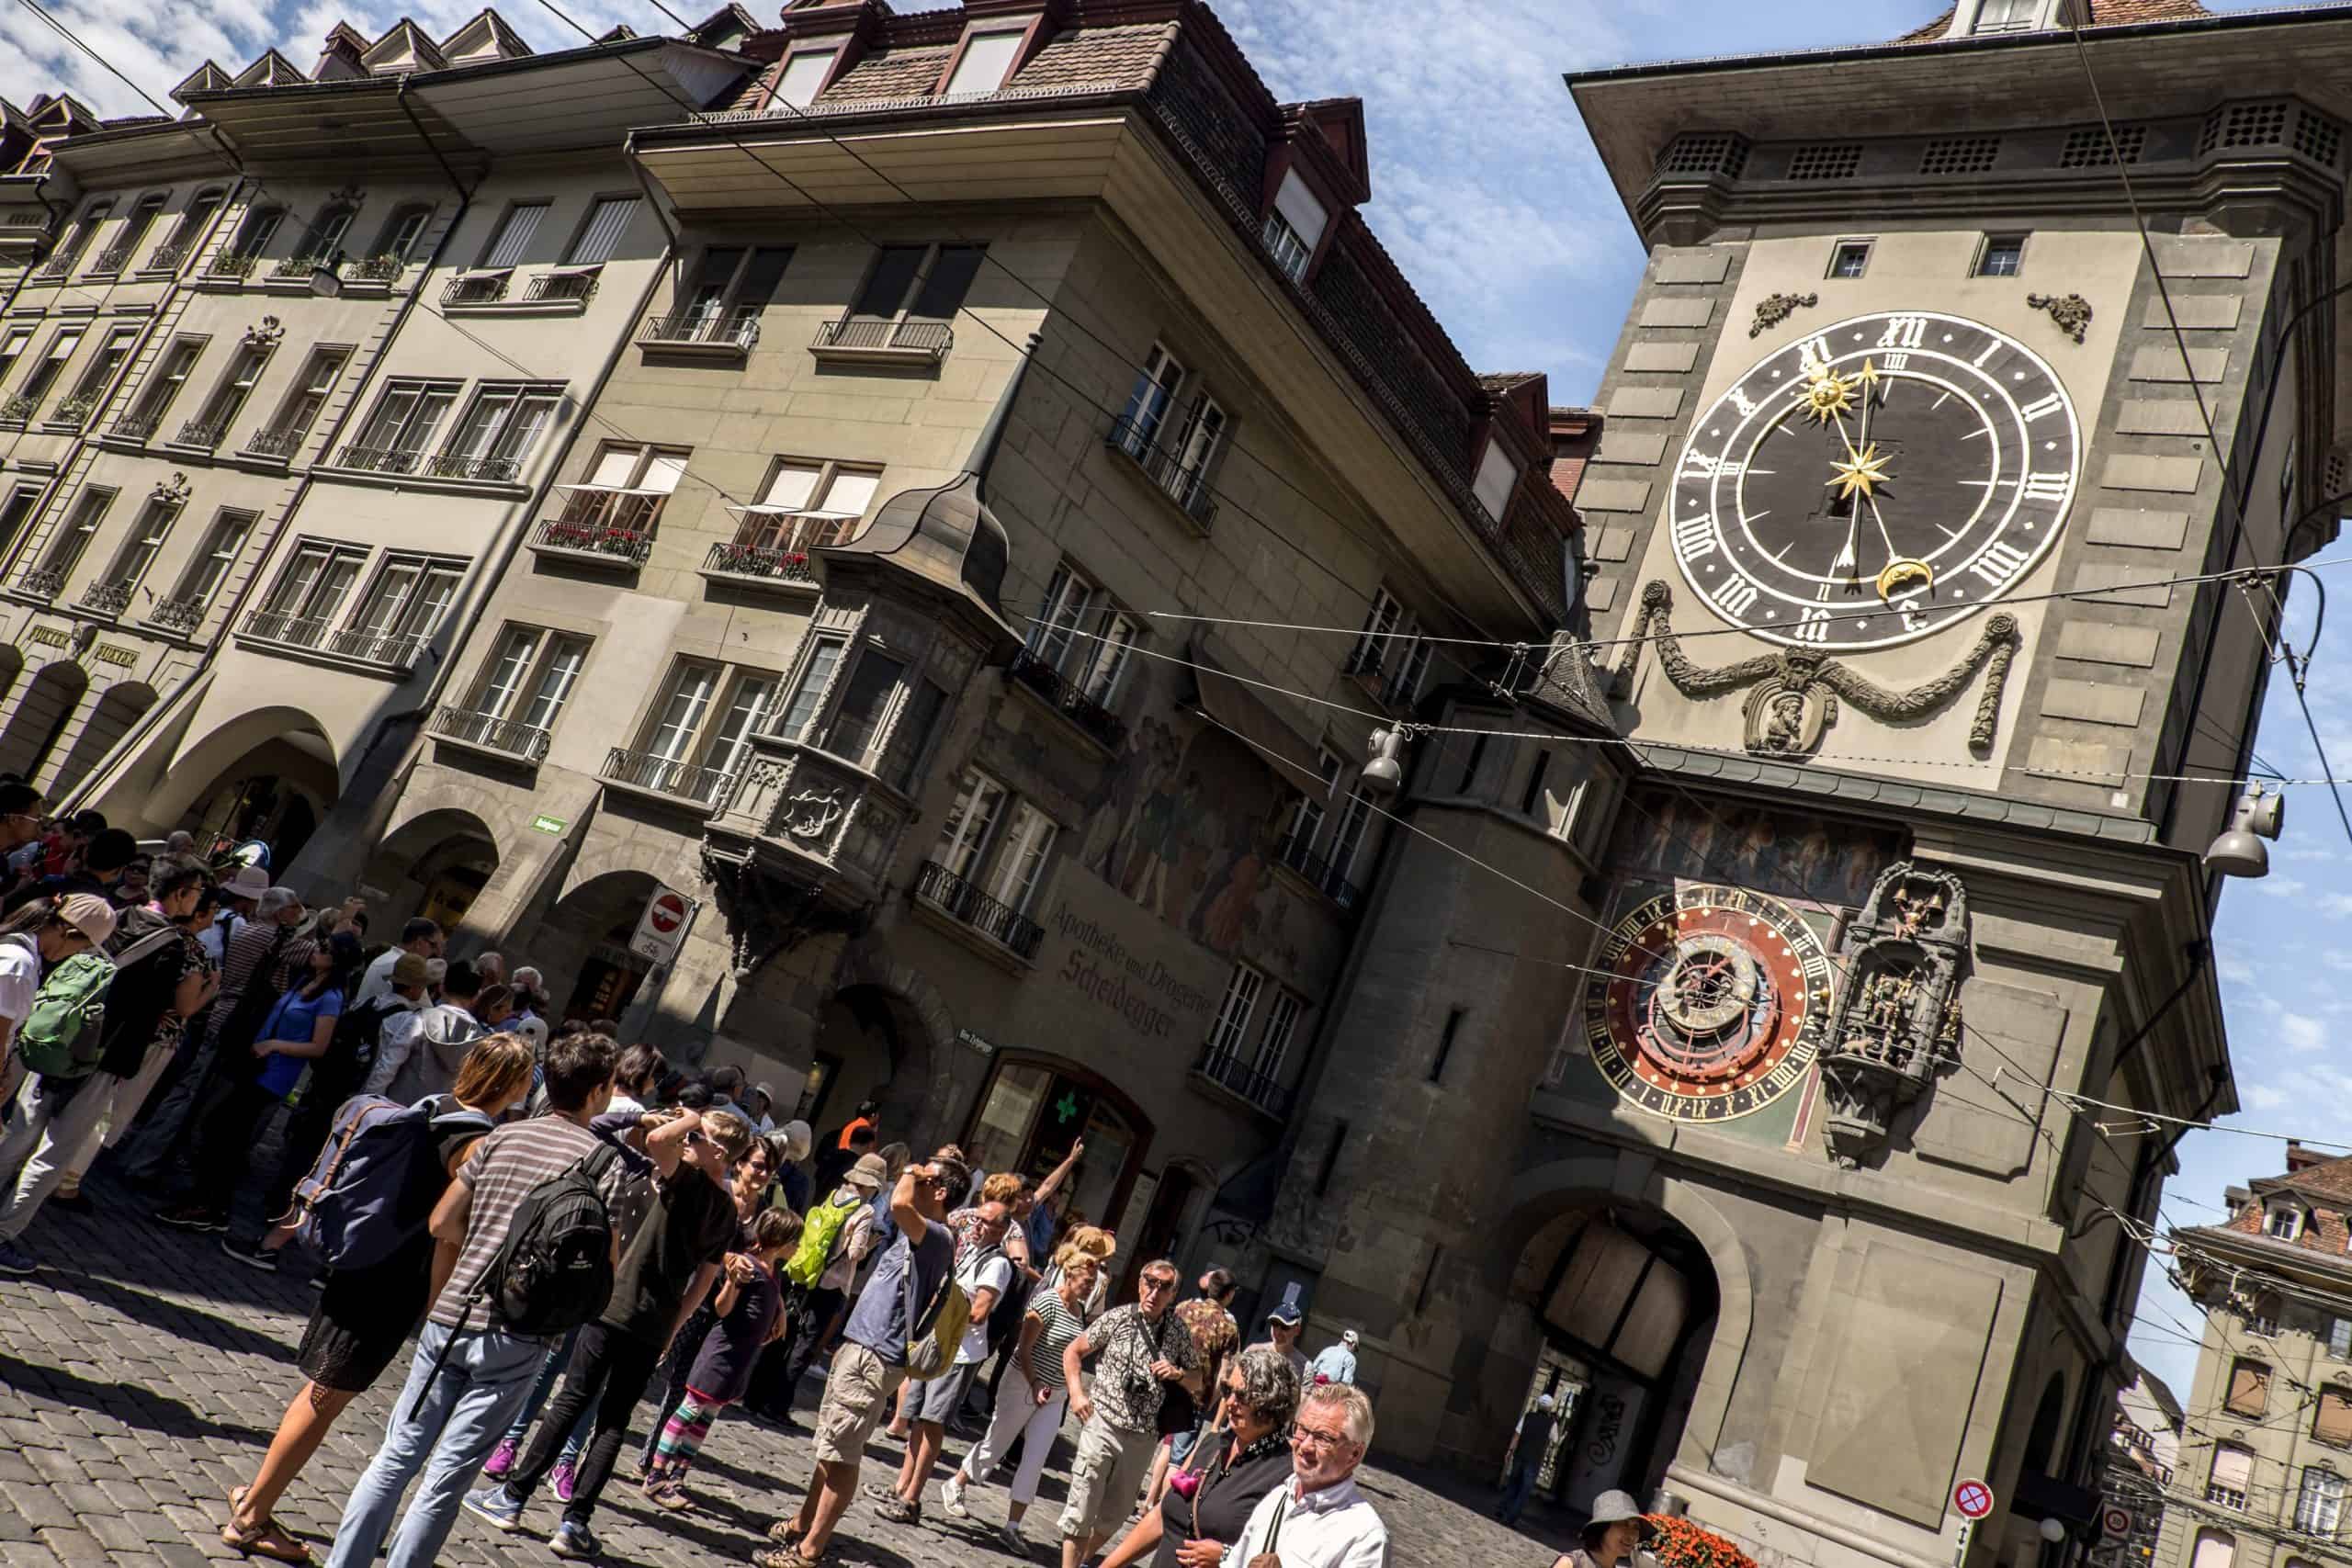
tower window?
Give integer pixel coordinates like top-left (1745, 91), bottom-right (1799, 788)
top-left (1972, 0), bottom-right (2041, 33)
top-left (1828, 241), bottom-right (1871, 279)
top-left (1974, 233), bottom-right (2029, 277)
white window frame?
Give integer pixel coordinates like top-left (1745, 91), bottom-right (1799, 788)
top-left (1828, 239), bottom-right (1873, 279)
top-left (0, 326), bottom-right (31, 387)
top-left (437, 381), bottom-right (562, 479)
top-left (678, 245), bottom-right (792, 334)
top-left (1262, 170), bottom-right (1328, 281)
top-left (130, 337), bottom-right (206, 428)
top-left (1255, 990), bottom-right (1304, 1081)
top-left (343, 554), bottom-right (465, 661)
top-left (1974, 232), bottom-right (2029, 278)
top-left (372, 204), bottom-right (434, 264)
top-left (2298, 1468), bottom-right (2345, 1536)
top-left (1207, 964), bottom-right (1266, 1060)
top-left (40, 486), bottom-right (114, 574)
top-left (771, 45), bottom-right (840, 110)
top-left (847, 243), bottom-right (986, 330)
top-left (264, 539), bottom-right (368, 625)
top-left (943, 23), bottom-right (1027, 96)
top-left (19, 324), bottom-right (86, 402)
top-left (774, 634), bottom-right (847, 742)
top-left (1326, 784), bottom-right (1375, 884)
top-left (1473, 439), bottom-right (1522, 523)
top-left (558, 443), bottom-right (690, 536)
top-left (99, 491), bottom-right (182, 591)
top-left (469, 624), bottom-right (591, 733)
top-left (187, 339), bottom-right (272, 440)
top-left (735, 457), bottom-right (881, 555)
top-left (62, 323), bottom-right (139, 411)
top-left (351, 378), bottom-right (460, 465)
top-left (258, 344), bottom-right (351, 451)
top-left (986, 800), bottom-right (1057, 915)
top-left (2268, 1206), bottom-right (2305, 1241)
top-left (1117, 343), bottom-right (1188, 457)
top-left (1971, 0), bottom-right (2042, 33)
top-left (171, 506), bottom-right (256, 610)
top-left (933, 771), bottom-right (1009, 884)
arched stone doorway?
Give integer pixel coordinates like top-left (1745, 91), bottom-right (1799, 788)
top-left (148, 705), bottom-right (339, 866)
top-left (362, 807), bottom-right (501, 942)
top-left (959, 1050), bottom-right (1156, 1262)
top-left (805, 984), bottom-right (939, 1142)
top-left (49, 681), bottom-right (156, 799)
top-left (1494, 1189), bottom-right (1731, 1515)
top-left (0, 659), bottom-right (86, 783)
top-left (532, 869), bottom-right (662, 1027)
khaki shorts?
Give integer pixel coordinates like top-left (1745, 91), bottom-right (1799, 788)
top-left (812, 1341), bottom-right (905, 1472)
top-left (1057, 1416), bottom-right (1155, 1542)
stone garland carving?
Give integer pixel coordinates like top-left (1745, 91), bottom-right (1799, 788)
top-left (151, 471), bottom-right (192, 508)
top-left (1817, 863), bottom-right (1970, 1168)
top-left (1750, 292), bottom-right (1819, 337)
top-left (243, 315), bottom-right (287, 348)
top-left (2026, 292), bottom-right (2094, 344)
top-left (1611, 581), bottom-right (2021, 758)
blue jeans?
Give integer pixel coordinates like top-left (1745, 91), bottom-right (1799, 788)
top-left (325, 1320), bottom-right (545, 1568)
top-left (1499, 1455), bottom-right (1541, 1525)
top-left (503, 1329), bottom-right (594, 1461)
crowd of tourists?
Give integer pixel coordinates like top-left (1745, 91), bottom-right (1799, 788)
top-left (0, 790), bottom-right (1395, 1567)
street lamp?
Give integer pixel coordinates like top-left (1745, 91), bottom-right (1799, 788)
top-left (2204, 784), bottom-right (2284, 879)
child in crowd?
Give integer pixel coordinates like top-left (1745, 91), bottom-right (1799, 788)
top-left (642, 1206), bottom-right (800, 1510)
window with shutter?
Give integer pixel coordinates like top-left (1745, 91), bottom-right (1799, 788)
top-left (2318, 1390), bottom-right (2352, 1445)
top-left (2227, 1359), bottom-right (2271, 1417)
top-left (2190, 1530), bottom-right (2234, 1568)
top-left (2208, 1444), bottom-right (2254, 1510)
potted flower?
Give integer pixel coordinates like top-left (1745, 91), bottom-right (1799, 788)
top-left (1646, 1516), bottom-right (1758, 1568)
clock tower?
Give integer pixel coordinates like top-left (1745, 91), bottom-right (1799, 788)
top-left (1262, 6), bottom-right (2345, 1568)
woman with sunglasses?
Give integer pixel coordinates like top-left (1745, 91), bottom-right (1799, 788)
top-left (1100, 1343), bottom-right (1301, 1568)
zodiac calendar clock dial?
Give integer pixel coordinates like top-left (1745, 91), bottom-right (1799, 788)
top-left (1580, 885), bottom-right (1833, 1122)
top-left (1670, 311), bottom-right (2083, 649)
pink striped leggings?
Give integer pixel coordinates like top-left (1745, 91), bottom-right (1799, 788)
top-left (651, 1388), bottom-right (729, 1472)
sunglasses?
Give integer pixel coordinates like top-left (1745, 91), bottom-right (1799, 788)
top-left (1140, 1277), bottom-right (1178, 1293)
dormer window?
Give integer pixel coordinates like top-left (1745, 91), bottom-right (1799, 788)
top-left (772, 45), bottom-right (840, 110)
top-left (1473, 440), bottom-right (1522, 524)
top-left (1972, 0), bottom-right (2041, 32)
top-left (944, 22), bottom-right (1028, 96)
top-left (2269, 1206), bottom-right (2305, 1241)
top-left (1263, 171), bottom-right (1329, 283)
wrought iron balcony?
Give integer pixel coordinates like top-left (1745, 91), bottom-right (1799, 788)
top-left (241, 608), bottom-right (332, 649)
top-left (534, 517), bottom-right (653, 565)
top-left (173, 416), bottom-right (230, 449)
top-left (527, 270), bottom-right (599, 303)
top-left (1006, 647), bottom-right (1127, 751)
top-left (432, 705), bottom-right (549, 761)
top-left (1104, 413), bottom-right (1218, 530)
top-left (149, 596), bottom-right (207, 634)
top-left (78, 580), bottom-right (133, 616)
top-left (16, 565), bottom-right (66, 599)
top-left (813, 316), bottom-right (951, 362)
top-left (1273, 837), bottom-right (1362, 911)
top-left (334, 444), bottom-right (422, 474)
top-left (0, 393), bottom-right (34, 423)
top-left (603, 747), bottom-right (731, 807)
top-left (326, 626), bottom-right (427, 667)
top-left (639, 305), bottom-right (760, 351)
top-left (913, 859), bottom-right (1046, 960)
top-left (244, 425), bottom-right (306, 459)
top-left (45, 393), bottom-right (96, 428)
top-left (143, 242), bottom-right (190, 273)
top-left (110, 412), bottom-right (161, 441)
top-left (271, 253), bottom-right (333, 280)
top-left (1193, 1047), bottom-right (1295, 1119)
top-left (701, 541), bottom-right (816, 587)
top-left (349, 253), bottom-right (408, 282)
top-left (424, 452), bottom-right (521, 483)
top-left (443, 273), bottom-right (508, 305)
top-left (206, 253), bottom-right (261, 280)
top-left (88, 244), bottom-right (133, 275)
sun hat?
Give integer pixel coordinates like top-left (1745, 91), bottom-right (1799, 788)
top-left (780, 1118), bottom-right (813, 1162)
top-left (392, 952), bottom-right (430, 987)
top-left (845, 1153), bottom-right (889, 1190)
top-left (55, 893), bottom-right (116, 948)
top-left (1583, 1490), bottom-right (1658, 1547)
top-left (222, 865), bottom-right (270, 901)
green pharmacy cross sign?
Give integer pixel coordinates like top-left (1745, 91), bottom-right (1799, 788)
top-left (1054, 1091), bottom-right (1081, 1125)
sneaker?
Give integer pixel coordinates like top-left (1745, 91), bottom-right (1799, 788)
top-left (483, 1438), bottom-right (519, 1479)
top-left (154, 1203), bottom-right (226, 1233)
top-left (552, 1459), bottom-right (577, 1504)
top-left (219, 1237), bottom-right (278, 1273)
top-left (461, 1483), bottom-right (526, 1532)
top-left (0, 1239), bottom-right (37, 1276)
top-left (650, 1480), bottom-right (692, 1513)
top-left (998, 1520), bottom-right (1028, 1555)
top-left (940, 1472), bottom-right (969, 1519)
top-left (548, 1520), bottom-right (601, 1560)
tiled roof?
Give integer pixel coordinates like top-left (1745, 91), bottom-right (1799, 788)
top-left (1894, 0), bottom-right (2209, 44)
top-left (1477, 372), bottom-right (1544, 392)
top-left (1017, 23), bottom-right (1174, 90)
top-left (827, 45), bottom-right (956, 104)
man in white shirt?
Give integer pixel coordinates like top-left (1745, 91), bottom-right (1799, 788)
top-left (1309, 1328), bottom-right (1359, 1386)
top-left (1225, 1381), bottom-right (1388, 1568)
top-left (356, 918), bottom-right (443, 1007)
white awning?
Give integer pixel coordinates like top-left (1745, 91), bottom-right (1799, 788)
top-left (723, 503), bottom-right (863, 517)
top-left (558, 481), bottom-right (668, 496)
top-left (457, 265), bottom-right (514, 279)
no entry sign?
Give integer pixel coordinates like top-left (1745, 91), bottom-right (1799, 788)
top-left (1953, 1480), bottom-right (1995, 1520)
top-left (630, 887), bottom-right (696, 964)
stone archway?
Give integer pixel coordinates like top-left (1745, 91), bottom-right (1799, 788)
top-left (0, 658), bottom-right (86, 783)
top-left (828, 937), bottom-right (956, 1138)
top-left (49, 680), bottom-right (156, 799)
top-left (361, 806), bottom-right (502, 944)
top-left (139, 703), bottom-right (340, 861)
top-left (532, 868), bottom-right (664, 1027)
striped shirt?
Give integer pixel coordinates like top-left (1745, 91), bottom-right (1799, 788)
top-left (427, 1115), bottom-right (601, 1332)
top-left (1025, 1287), bottom-right (1087, 1393)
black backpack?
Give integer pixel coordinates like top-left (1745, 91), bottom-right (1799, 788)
top-left (481, 1143), bottom-right (623, 1337)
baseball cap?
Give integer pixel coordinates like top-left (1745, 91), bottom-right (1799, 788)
top-left (56, 893), bottom-right (116, 948)
top-left (845, 1153), bottom-right (889, 1190)
top-left (1341, 1328), bottom-right (1360, 1346)
top-left (1267, 1303), bottom-right (1303, 1327)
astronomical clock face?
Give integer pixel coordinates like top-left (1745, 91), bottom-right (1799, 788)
top-left (1581, 886), bottom-right (1833, 1122)
top-left (1670, 311), bottom-right (2083, 649)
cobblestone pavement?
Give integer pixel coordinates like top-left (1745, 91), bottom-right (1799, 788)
top-left (0, 1173), bottom-right (1580, 1567)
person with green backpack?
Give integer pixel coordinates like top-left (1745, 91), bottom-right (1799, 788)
top-left (0, 893), bottom-right (119, 1277)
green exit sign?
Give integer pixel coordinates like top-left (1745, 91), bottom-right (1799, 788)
top-left (530, 814), bottom-right (566, 835)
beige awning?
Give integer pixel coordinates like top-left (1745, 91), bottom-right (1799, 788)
top-left (1191, 639), bottom-right (1329, 803)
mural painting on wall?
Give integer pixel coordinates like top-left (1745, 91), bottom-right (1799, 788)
top-left (1072, 679), bottom-right (1304, 967)
top-left (1609, 790), bottom-right (1903, 914)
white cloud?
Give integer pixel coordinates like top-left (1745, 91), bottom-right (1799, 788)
top-left (2254, 876), bottom-right (2309, 899)
top-left (2244, 1084), bottom-right (2290, 1112)
top-left (2279, 1013), bottom-right (2328, 1053)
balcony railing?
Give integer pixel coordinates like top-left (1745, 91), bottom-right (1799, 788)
top-left (433, 705), bottom-right (549, 761)
top-left (814, 316), bottom-right (953, 360)
top-left (1272, 837), bottom-right (1363, 911)
top-left (206, 253), bottom-right (261, 280)
top-left (1105, 413), bottom-right (1218, 530)
top-left (174, 416), bottom-right (230, 449)
top-left (527, 270), bottom-right (599, 303)
top-left (110, 412), bottom-right (161, 441)
top-left (16, 564), bottom-right (66, 599)
top-left (241, 608), bottom-right (332, 649)
top-left (46, 392), bottom-right (96, 429)
top-left (1006, 647), bottom-right (1127, 751)
top-left (149, 596), bottom-right (207, 634)
top-left (444, 272), bottom-right (508, 305)
top-left (424, 452), bottom-right (521, 483)
top-left (0, 393), bottom-right (34, 423)
top-left (271, 253), bottom-right (334, 280)
top-left (913, 860), bottom-right (1045, 960)
top-left (702, 541), bottom-right (816, 586)
top-left (348, 253), bottom-right (408, 282)
top-left (78, 580), bottom-right (133, 616)
top-left (640, 305), bottom-right (760, 350)
top-left (1193, 1047), bottom-right (1295, 1118)
top-left (88, 244), bottom-right (133, 275)
top-left (326, 626), bottom-right (427, 666)
top-left (334, 444), bottom-right (423, 474)
top-left (143, 242), bottom-right (190, 273)
top-left (534, 516), bottom-right (653, 565)
top-left (603, 747), bottom-right (731, 807)
top-left (244, 425), bottom-right (307, 459)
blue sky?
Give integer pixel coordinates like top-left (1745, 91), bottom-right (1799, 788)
top-left (14, 0), bottom-right (2323, 1402)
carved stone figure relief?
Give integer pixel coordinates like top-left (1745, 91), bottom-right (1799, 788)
top-left (1816, 862), bottom-right (1970, 1167)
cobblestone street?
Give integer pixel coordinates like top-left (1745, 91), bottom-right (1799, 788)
top-left (0, 1174), bottom-right (1577, 1568)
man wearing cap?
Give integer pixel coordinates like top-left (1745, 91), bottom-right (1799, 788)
top-left (1549, 1490), bottom-right (1657, 1568)
top-left (1308, 1328), bottom-right (1359, 1387)
top-left (1254, 1303), bottom-right (1309, 1382)
top-left (357, 918), bottom-right (443, 1007)
top-left (201, 864), bottom-right (270, 964)
top-left (1498, 1393), bottom-right (1562, 1526)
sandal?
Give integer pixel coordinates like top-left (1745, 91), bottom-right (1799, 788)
top-left (751, 1549), bottom-right (823, 1568)
top-left (767, 1519), bottom-right (806, 1546)
top-left (222, 1488), bottom-right (312, 1565)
